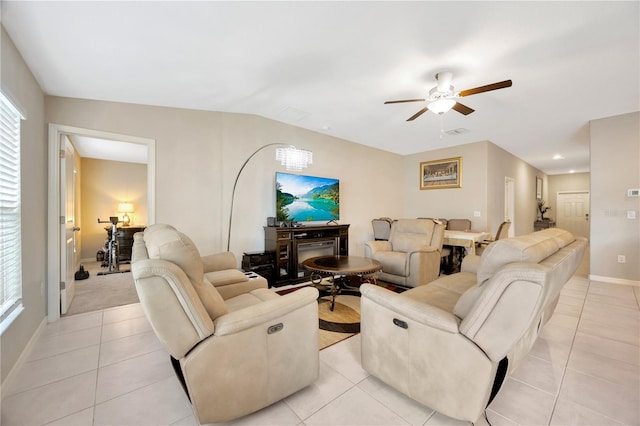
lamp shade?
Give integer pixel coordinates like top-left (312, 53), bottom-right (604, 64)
top-left (118, 202), bottom-right (134, 213)
top-left (118, 202), bottom-right (134, 226)
top-left (275, 146), bottom-right (313, 171)
top-left (429, 99), bottom-right (456, 114)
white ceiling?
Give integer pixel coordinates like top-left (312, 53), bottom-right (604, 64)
top-left (3, 1), bottom-right (639, 174)
top-left (69, 135), bottom-right (148, 164)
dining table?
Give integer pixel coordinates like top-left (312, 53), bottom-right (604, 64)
top-left (442, 230), bottom-right (491, 273)
top-left (443, 230), bottom-right (490, 255)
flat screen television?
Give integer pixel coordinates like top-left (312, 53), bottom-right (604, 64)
top-left (276, 172), bottom-right (340, 222)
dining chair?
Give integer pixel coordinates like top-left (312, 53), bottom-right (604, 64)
top-left (476, 221), bottom-right (511, 255)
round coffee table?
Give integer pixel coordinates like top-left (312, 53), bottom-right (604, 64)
top-left (302, 255), bottom-right (382, 311)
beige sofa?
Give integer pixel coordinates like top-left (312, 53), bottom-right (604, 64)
top-left (131, 224), bottom-right (319, 424)
top-left (360, 228), bottom-right (587, 423)
top-left (364, 218), bottom-right (445, 288)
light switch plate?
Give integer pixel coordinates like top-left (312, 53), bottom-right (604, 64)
top-left (473, 211), bottom-right (481, 217)
top-left (628, 210), bottom-right (637, 219)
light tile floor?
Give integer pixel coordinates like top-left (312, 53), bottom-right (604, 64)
top-left (2, 277), bottom-right (638, 426)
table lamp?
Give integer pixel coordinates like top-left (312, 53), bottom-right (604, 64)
top-left (118, 202), bottom-right (134, 226)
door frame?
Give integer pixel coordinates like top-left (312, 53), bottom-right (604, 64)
top-left (504, 177), bottom-right (516, 237)
top-left (47, 124), bottom-right (156, 323)
top-left (60, 137), bottom-right (77, 315)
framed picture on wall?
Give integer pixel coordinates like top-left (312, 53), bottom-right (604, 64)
top-left (420, 157), bottom-right (462, 190)
top-left (536, 177), bottom-right (543, 200)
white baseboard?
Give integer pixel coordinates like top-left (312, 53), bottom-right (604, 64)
top-left (1, 316), bottom-right (48, 399)
top-left (589, 275), bottom-right (640, 287)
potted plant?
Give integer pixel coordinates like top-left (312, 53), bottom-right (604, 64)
top-left (537, 200), bottom-right (551, 220)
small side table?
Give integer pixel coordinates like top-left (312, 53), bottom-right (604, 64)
top-left (534, 220), bottom-right (556, 231)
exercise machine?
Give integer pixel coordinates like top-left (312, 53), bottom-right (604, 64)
top-left (97, 216), bottom-right (127, 275)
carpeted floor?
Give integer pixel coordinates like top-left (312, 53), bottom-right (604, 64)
top-left (65, 261), bottom-right (139, 316)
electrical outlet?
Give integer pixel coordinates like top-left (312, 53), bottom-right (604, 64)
top-left (618, 255), bottom-right (626, 264)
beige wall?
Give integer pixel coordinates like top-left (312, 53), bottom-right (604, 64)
top-left (80, 158), bottom-right (148, 260)
top-left (403, 140), bottom-right (544, 237)
top-left (45, 97), bottom-right (405, 261)
top-left (590, 112), bottom-right (640, 282)
top-left (0, 26), bottom-right (47, 383)
top-left (403, 141), bottom-right (488, 230)
top-left (487, 143), bottom-right (545, 236)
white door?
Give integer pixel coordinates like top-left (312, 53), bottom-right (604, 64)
top-left (557, 191), bottom-right (590, 239)
top-left (60, 138), bottom-right (79, 314)
top-left (504, 177), bottom-right (515, 237)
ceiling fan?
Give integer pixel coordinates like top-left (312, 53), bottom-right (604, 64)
top-left (385, 72), bottom-right (512, 121)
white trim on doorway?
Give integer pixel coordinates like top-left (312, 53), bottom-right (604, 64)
top-left (47, 124), bottom-right (156, 323)
top-left (504, 177), bottom-right (515, 237)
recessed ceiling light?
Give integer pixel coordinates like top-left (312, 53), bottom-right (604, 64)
top-left (569, 169), bottom-right (575, 173)
top-left (553, 154), bottom-right (565, 160)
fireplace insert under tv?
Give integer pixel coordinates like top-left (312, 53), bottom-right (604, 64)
top-left (276, 172), bottom-right (340, 222)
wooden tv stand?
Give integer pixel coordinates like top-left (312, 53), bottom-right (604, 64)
top-left (264, 224), bottom-right (349, 287)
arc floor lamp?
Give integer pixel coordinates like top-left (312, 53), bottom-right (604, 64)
top-left (227, 143), bottom-right (313, 251)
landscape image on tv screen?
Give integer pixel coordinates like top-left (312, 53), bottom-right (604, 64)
top-left (276, 172), bottom-right (339, 222)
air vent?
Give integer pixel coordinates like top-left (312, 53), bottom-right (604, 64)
top-left (278, 106), bottom-right (310, 122)
top-left (444, 128), bottom-right (469, 136)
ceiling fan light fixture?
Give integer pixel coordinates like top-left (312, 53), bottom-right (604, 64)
top-left (429, 98), bottom-right (456, 114)
top-left (385, 72), bottom-right (512, 121)
top-left (435, 72), bottom-right (453, 92)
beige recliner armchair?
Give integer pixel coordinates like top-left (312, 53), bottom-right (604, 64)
top-left (364, 219), bottom-right (445, 288)
top-left (131, 224), bottom-right (319, 424)
top-left (360, 228), bottom-right (587, 423)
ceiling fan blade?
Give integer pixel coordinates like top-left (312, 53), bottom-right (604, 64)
top-left (384, 98), bottom-right (425, 104)
top-left (458, 80), bottom-right (512, 97)
top-left (407, 107), bottom-right (429, 121)
top-left (451, 102), bottom-right (475, 115)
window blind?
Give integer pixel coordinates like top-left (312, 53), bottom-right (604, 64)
top-left (0, 92), bottom-right (23, 329)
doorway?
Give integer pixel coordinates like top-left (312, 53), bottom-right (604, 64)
top-left (47, 124), bottom-right (156, 323)
top-left (504, 177), bottom-right (515, 237)
top-left (60, 137), bottom-right (78, 314)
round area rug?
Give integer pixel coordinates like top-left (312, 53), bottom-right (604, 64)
top-left (318, 296), bottom-right (360, 334)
